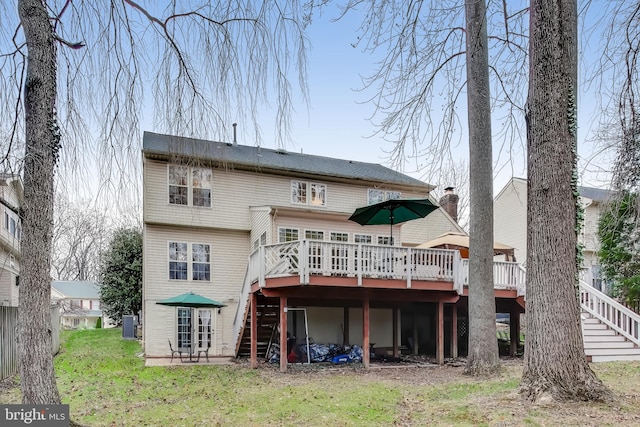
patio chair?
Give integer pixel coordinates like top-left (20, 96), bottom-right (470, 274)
top-left (168, 339), bottom-right (183, 363)
top-left (197, 342), bottom-right (211, 363)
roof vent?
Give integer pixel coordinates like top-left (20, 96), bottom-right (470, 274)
top-left (275, 148), bottom-right (287, 155)
top-left (232, 123), bottom-right (237, 146)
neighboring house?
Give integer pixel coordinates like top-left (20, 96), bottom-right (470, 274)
top-left (0, 174), bottom-right (22, 307)
top-left (51, 281), bottom-right (105, 329)
top-left (493, 177), bottom-right (612, 291)
top-left (142, 131), bottom-right (525, 366)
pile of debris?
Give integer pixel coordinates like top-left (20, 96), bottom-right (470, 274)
top-left (267, 342), bottom-right (363, 364)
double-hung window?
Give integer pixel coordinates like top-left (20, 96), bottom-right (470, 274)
top-left (168, 165), bottom-right (212, 207)
top-left (291, 180), bottom-right (326, 207)
top-left (192, 243), bottom-right (211, 281)
top-left (4, 209), bottom-right (21, 240)
top-left (169, 242), bottom-right (211, 281)
top-left (368, 189), bottom-right (401, 205)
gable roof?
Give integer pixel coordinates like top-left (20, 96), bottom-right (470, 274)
top-left (142, 131), bottom-right (433, 191)
top-left (51, 281), bottom-right (100, 299)
top-left (578, 186), bottom-right (612, 203)
top-left (495, 177), bottom-right (612, 203)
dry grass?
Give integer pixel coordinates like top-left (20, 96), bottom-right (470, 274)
top-left (1, 329), bottom-right (639, 426)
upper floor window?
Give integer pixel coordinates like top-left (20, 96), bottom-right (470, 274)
top-left (169, 241), bottom-right (211, 281)
top-left (4, 209), bottom-right (21, 240)
top-left (253, 232), bottom-right (267, 250)
top-left (291, 180), bottom-right (326, 207)
top-left (354, 234), bottom-right (372, 244)
top-left (278, 228), bottom-right (299, 242)
top-left (168, 165), bottom-right (212, 207)
top-left (377, 236), bottom-right (391, 245)
top-left (305, 230), bottom-right (324, 240)
top-left (368, 189), bottom-right (401, 205)
top-left (330, 232), bottom-right (349, 242)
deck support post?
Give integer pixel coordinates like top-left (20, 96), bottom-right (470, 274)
top-left (250, 292), bottom-right (258, 368)
top-left (363, 295), bottom-right (370, 368)
top-left (280, 296), bottom-right (287, 372)
top-left (412, 312), bottom-right (419, 355)
top-left (343, 307), bottom-right (350, 346)
top-left (451, 305), bottom-right (458, 358)
top-left (392, 306), bottom-right (399, 358)
top-left (510, 311), bottom-right (520, 357)
top-left (437, 300), bottom-right (444, 365)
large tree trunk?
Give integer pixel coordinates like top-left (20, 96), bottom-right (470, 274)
top-left (464, 0), bottom-right (499, 375)
top-left (18, 0), bottom-right (61, 404)
top-left (520, 0), bottom-right (610, 402)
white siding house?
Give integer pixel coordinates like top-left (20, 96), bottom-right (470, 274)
top-left (0, 174), bottom-right (22, 307)
top-left (142, 131), bottom-right (467, 360)
top-left (493, 177), bottom-right (612, 289)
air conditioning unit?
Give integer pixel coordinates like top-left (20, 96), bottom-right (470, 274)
top-left (122, 315), bottom-right (138, 340)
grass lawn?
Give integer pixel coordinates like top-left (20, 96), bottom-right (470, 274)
top-left (1, 328), bottom-right (640, 426)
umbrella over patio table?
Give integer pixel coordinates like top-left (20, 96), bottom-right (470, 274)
top-left (156, 292), bottom-right (226, 308)
top-left (348, 198), bottom-right (438, 245)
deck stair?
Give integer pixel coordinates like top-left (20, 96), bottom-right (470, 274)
top-left (582, 313), bottom-right (640, 362)
top-left (580, 281), bottom-right (640, 362)
top-left (235, 294), bottom-right (280, 358)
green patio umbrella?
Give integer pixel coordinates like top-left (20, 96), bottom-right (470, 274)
top-left (348, 198), bottom-right (438, 245)
top-left (156, 292), bottom-right (226, 308)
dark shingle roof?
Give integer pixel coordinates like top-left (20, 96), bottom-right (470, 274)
top-left (143, 131), bottom-right (432, 190)
top-left (51, 281), bottom-right (100, 299)
top-left (578, 186), bottom-right (613, 203)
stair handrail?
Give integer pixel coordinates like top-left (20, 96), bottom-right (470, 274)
top-left (579, 280), bottom-right (640, 346)
top-left (232, 250), bottom-right (259, 349)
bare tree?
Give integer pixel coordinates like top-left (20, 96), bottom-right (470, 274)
top-left (427, 158), bottom-right (470, 230)
top-left (52, 193), bottom-right (111, 282)
top-left (464, 0), bottom-right (499, 375)
top-left (333, 0), bottom-right (527, 374)
top-left (586, 2), bottom-right (640, 194)
top-left (519, 0), bottom-right (610, 401)
top-left (2, 0), bottom-right (309, 404)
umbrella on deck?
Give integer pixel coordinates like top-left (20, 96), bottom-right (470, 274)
top-left (156, 292), bottom-right (226, 308)
top-left (348, 198), bottom-right (438, 245)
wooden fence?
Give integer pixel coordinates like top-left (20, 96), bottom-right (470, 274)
top-left (0, 305), bottom-right (61, 380)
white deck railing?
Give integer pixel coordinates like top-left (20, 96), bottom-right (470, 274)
top-left (460, 259), bottom-right (526, 295)
top-left (254, 241), bottom-right (526, 294)
top-left (580, 281), bottom-right (640, 346)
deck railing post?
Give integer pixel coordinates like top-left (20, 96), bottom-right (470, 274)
top-left (406, 247), bottom-right (412, 289)
top-left (259, 246), bottom-right (265, 288)
top-left (357, 244), bottom-right (363, 286)
top-left (299, 240), bottom-right (307, 285)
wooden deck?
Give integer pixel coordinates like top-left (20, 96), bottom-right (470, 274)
top-left (232, 241), bottom-right (528, 371)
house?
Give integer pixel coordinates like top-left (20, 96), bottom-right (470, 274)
top-left (493, 177), bottom-right (612, 291)
top-left (51, 281), bottom-right (105, 329)
top-left (142, 131), bottom-right (530, 368)
top-left (0, 174), bottom-right (22, 307)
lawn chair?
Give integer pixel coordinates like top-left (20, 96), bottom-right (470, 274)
top-left (168, 339), bottom-right (183, 363)
top-left (197, 342), bottom-right (211, 363)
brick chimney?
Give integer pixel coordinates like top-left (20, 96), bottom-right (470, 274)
top-left (439, 186), bottom-right (459, 222)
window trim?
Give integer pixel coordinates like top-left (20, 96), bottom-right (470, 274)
top-left (278, 227), bottom-right (300, 243)
top-left (168, 241), bottom-right (211, 282)
top-left (167, 164), bottom-right (212, 208)
top-left (368, 189), bottom-right (402, 205)
top-left (291, 180), bottom-right (327, 207)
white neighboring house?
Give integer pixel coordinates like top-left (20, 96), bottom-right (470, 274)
top-left (493, 177), bottom-right (612, 291)
top-left (0, 174), bottom-right (22, 307)
top-left (51, 281), bottom-right (108, 329)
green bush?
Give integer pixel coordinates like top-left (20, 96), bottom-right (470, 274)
top-left (96, 317), bottom-right (102, 329)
